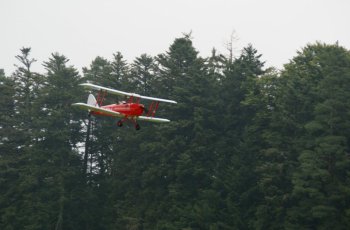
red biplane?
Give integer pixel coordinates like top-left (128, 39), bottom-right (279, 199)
top-left (72, 83), bottom-right (177, 130)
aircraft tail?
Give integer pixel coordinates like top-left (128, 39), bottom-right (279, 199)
top-left (87, 94), bottom-right (99, 107)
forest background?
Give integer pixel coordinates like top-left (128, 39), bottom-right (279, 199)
top-left (1, 36), bottom-right (350, 229)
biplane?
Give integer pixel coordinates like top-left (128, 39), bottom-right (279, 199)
top-left (72, 83), bottom-right (177, 130)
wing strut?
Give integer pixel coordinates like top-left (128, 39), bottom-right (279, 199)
top-left (147, 101), bottom-right (160, 117)
top-left (96, 90), bottom-right (107, 106)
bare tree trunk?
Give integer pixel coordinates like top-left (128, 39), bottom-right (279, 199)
top-left (55, 170), bottom-right (65, 230)
top-left (83, 117), bottom-right (92, 179)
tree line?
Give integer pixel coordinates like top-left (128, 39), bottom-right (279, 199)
top-left (1, 37), bottom-right (350, 229)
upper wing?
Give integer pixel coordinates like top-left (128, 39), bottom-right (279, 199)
top-left (80, 83), bottom-right (177, 104)
top-left (136, 116), bottom-right (171, 123)
top-left (72, 103), bottom-right (123, 117)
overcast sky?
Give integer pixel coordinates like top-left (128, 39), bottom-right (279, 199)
top-left (1, 0), bottom-right (349, 75)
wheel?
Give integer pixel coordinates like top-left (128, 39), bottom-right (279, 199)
top-left (117, 120), bottom-right (123, 127)
top-left (135, 124), bottom-right (141, 130)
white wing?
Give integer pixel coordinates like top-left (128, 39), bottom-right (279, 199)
top-left (80, 83), bottom-right (177, 104)
top-left (136, 116), bottom-right (170, 123)
top-left (72, 103), bottom-right (123, 117)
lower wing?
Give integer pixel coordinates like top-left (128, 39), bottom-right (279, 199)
top-left (72, 103), bottom-right (170, 123)
top-left (136, 116), bottom-right (170, 123)
top-left (72, 103), bottom-right (123, 117)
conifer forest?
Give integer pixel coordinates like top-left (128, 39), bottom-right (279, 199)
top-left (1, 36), bottom-right (350, 229)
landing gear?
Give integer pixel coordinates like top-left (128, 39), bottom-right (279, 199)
top-left (135, 124), bottom-right (141, 130)
top-left (117, 119), bottom-right (140, 130)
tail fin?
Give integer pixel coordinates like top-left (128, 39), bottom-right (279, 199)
top-left (87, 94), bottom-right (99, 107)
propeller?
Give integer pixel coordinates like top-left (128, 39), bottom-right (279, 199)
top-left (140, 104), bottom-right (149, 114)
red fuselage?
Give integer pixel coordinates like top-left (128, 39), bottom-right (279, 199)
top-left (91, 103), bottom-right (145, 117)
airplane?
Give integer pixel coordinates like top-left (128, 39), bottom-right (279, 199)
top-left (72, 83), bottom-right (177, 130)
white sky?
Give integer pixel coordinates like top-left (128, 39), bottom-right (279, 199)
top-left (1, 0), bottom-right (349, 75)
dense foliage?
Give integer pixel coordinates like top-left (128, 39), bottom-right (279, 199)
top-left (1, 38), bottom-right (349, 229)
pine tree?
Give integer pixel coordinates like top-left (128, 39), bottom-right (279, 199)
top-left (0, 48), bottom-right (51, 229)
top-left (36, 53), bottom-right (84, 229)
top-left (148, 36), bottom-right (219, 229)
top-left (214, 44), bottom-right (265, 229)
top-left (254, 45), bottom-right (321, 229)
top-left (0, 69), bottom-right (15, 152)
top-left (0, 70), bottom-right (19, 229)
top-left (130, 53), bottom-right (156, 95)
top-left (12, 47), bottom-right (43, 147)
top-left (110, 51), bottom-right (130, 90)
top-left (287, 43), bottom-right (350, 229)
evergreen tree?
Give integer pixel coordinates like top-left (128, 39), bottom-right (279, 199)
top-left (254, 44), bottom-right (322, 229)
top-left (150, 36), bottom-right (219, 229)
top-left (130, 54), bottom-right (156, 95)
top-left (0, 69), bottom-right (15, 152)
top-left (36, 53), bottom-right (84, 229)
top-left (0, 48), bottom-right (49, 230)
top-left (0, 70), bottom-right (18, 229)
top-left (215, 44), bottom-right (265, 229)
top-left (287, 43), bottom-right (350, 229)
top-left (2, 38), bottom-right (350, 230)
top-left (12, 47), bottom-right (43, 147)
top-left (82, 56), bottom-right (113, 86)
top-left (81, 54), bottom-right (129, 229)
top-left (110, 51), bottom-right (130, 90)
